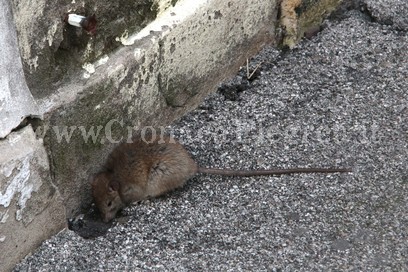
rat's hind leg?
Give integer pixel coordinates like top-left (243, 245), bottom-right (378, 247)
top-left (146, 144), bottom-right (197, 197)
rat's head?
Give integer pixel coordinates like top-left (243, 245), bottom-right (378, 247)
top-left (90, 172), bottom-right (124, 222)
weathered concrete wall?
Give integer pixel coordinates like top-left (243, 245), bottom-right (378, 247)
top-left (0, 126), bottom-right (66, 271)
top-left (0, 0), bottom-right (40, 138)
top-left (10, 0), bottom-right (165, 98)
top-left (0, 0), bottom-right (343, 271)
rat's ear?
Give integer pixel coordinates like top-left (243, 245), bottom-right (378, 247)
top-left (108, 180), bottom-right (119, 192)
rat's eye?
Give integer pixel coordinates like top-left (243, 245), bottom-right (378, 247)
top-left (107, 201), bottom-right (112, 207)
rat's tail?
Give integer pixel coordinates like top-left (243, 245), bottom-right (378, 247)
top-left (197, 167), bottom-right (352, 176)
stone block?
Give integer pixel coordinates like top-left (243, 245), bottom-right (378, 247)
top-left (0, 126), bottom-right (66, 272)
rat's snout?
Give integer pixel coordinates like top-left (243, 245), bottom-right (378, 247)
top-left (102, 208), bottom-right (120, 222)
top-left (102, 213), bottom-right (113, 223)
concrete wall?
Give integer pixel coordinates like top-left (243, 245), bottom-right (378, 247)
top-left (0, 126), bottom-right (66, 271)
top-left (0, 0), bottom-right (342, 271)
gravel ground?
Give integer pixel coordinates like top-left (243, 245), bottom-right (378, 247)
top-left (14, 1), bottom-right (407, 271)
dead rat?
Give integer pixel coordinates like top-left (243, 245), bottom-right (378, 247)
top-left (91, 133), bottom-right (351, 222)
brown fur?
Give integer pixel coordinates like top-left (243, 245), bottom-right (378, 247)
top-left (91, 134), bottom-right (197, 222)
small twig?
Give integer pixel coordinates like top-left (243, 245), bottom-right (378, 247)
top-left (247, 60), bottom-right (263, 80)
top-left (246, 58), bottom-right (250, 79)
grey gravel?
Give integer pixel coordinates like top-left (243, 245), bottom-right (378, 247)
top-left (366, 0), bottom-right (408, 30)
top-left (14, 2), bottom-right (407, 272)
